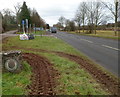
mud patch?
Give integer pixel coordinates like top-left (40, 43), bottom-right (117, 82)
top-left (22, 53), bottom-right (57, 95)
top-left (56, 52), bottom-right (120, 95)
top-left (6, 46), bottom-right (120, 95)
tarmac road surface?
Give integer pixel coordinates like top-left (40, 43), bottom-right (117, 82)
top-left (55, 32), bottom-right (119, 77)
top-left (0, 30), bottom-right (18, 41)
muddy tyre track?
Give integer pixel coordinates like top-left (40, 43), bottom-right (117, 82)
top-left (56, 52), bottom-right (120, 95)
top-left (8, 46), bottom-right (120, 95)
top-left (22, 53), bottom-right (56, 95)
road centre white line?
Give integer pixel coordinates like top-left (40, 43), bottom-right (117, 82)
top-left (80, 39), bottom-right (119, 51)
top-left (102, 44), bottom-right (120, 51)
top-left (80, 39), bottom-right (93, 43)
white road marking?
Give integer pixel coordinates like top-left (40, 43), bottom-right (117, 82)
top-left (80, 39), bottom-right (93, 43)
top-left (102, 45), bottom-right (120, 51)
top-left (80, 39), bottom-right (119, 51)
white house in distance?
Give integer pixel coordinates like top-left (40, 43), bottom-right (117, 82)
top-left (0, 12), bottom-right (2, 33)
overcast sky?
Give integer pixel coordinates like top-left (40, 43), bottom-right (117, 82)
top-left (0, 0), bottom-right (113, 26)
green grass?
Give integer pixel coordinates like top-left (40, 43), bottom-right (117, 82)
top-left (33, 30), bottom-right (46, 35)
top-left (69, 30), bottom-right (120, 40)
top-left (42, 53), bottom-right (109, 95)
top-left (16, 30), bottom-right (46, 35)
top-left (3, 36), bottom-right (82, 55)
top-left (8, 50), bottom-right (109, 95)
top-left (2, 36), bottom-right (110, 95)
top-left (2, 61), bottom-right (32, 95)
top-left (83, 34), bottom-right (120, 40)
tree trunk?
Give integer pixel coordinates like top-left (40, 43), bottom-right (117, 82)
top-left (79, 24), bottom-right (80, 33)
top-left (94, 25), bottom-right (97, 34)
top-left (83, 25), bottom-right (84, 33)
top-left (114, 1), bottom-right (118, 36)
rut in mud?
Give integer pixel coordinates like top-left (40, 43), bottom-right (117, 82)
top-left (6, 46), bottom-right (120, 95)
top-left (22, 53), bottom-right (57, 95)
top-left (56, 52), bottom-right (120, 95)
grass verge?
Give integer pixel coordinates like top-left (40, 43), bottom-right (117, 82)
top-left (2, 36), bottom-right (111, 95)
top-left (3, 36), bottom-right (82, 56)
top-left (43, 53), bottom-right (109, 95)
top-left (2, 61), bottom-right (32, 95)
top-left (15, 30), bottom-right (46, 35)
top-left (69, 30), bottom-right (120, 40)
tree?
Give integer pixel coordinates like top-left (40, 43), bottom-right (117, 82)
top-left (53, 22), bottom-right (63, 30)
top-left (83, 1), bottom-right (107, 34)
top-left (75, 11), bottom-right (82, 33)
top-left (14, 2), bottom-right (22, 24)
top-left (64, 19), bottom-right (76, 31)
top-left (46, 24), bottom-right (50, 29)
top-left (2, 9), bottom-right (14, 24)
top-left (69, 20), bottom-right (76, 31)
top-left (19, 2), bottom-right (31, 25)
top-left (75, 1), bottom-right (110, 34)
top-left (102, 0), bottom-right (120, 36)
top-left (65, 19), bottom-right (71, 31)
top-left (83, 2), bottom-right (95, 33)
top-left (2, 8), bottom-right (17, 32)
top-left (31, 9), bottom-right (40, 27)
top-left (75, 2), bottom-right (87, 33)
top-left (30, 8), bottom-right (45, 28)
top-left (93, 1), bottom-right (107, 34)
top-left (58, 16), bottom-right (66, 27)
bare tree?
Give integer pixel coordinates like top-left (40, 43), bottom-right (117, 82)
top-left (14, 3), bottom-right (21, 14)
top-left (53, 22), bottom-right (63, 30)
top-left (84, 1), bottom-right (108, 34)
top-left (75, 2), bottom-right (87, 33)
top-left (94, 1), bottom-right (107, 34)
top-left (2, 9), bottom-right (14, 26)
top-left (74, 12), bottom-right (82, 33)
top-left (58, 16), bottom-right (66, 27)
top-left (30, 8), bottom-right (45, 28)
top-left (2, 9), bottom-right (17, 32)
top-left (14, 2), bottom-right (21, 24)
top-left (65, 19), bottom-right (70, 31)
top-left (85, 2), bottom-right (96, 33)
top-left (102, 0), bottom-right (120, 36)
top-left (69, 20), bottom-right (76, 31)
top-left (64, 19), bottom-right (76, 31)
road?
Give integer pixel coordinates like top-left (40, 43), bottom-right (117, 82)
top-left (1, 31), bottom-right (119, 77)
top-left (0, 30), bottom-right (18, 41)
top-left (55, 32), bottom-right (119, 77)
